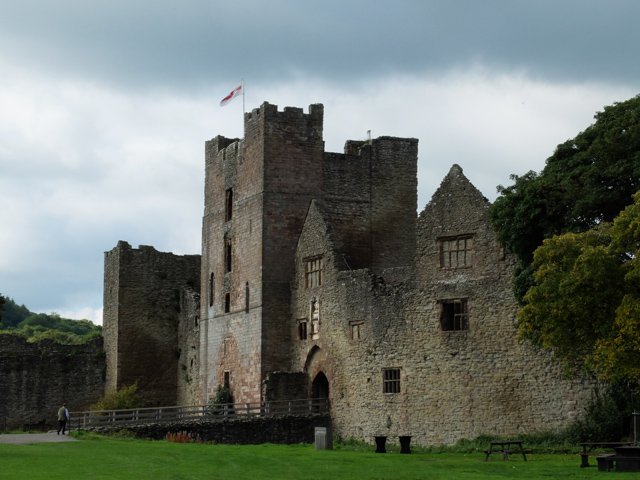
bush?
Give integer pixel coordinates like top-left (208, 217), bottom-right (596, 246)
top-left (207, 383), bottom-right (233, 415)
top-left (89, 383), bottom-right (147, 411)
top-left (564, 381), bottom-right (639, 443)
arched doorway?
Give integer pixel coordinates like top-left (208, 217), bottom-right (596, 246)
top-left (311, 372), bottom-right (329, 411)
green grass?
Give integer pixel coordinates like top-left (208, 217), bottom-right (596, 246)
top-left (1, 433), bottom-right (637, 479)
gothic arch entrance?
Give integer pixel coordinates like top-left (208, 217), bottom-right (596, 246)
top-left (311, 371), bottom-right (329, 402)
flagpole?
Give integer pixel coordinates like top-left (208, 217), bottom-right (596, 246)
top-left (242, 76), bottom-right (245, 138)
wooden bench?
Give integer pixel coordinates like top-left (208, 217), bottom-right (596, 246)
top-left (483, 441), bottom-right (528, 461)
top-left (596, 454), bottom-right (616, 472)
top-left (580, 442), bottom-right (633, 468)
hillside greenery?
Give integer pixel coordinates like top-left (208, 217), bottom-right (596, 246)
top-left (0, 296), bottom-right (101, 344)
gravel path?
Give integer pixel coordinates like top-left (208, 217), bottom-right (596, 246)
top-left (0, 432), bottom-right (79, 445)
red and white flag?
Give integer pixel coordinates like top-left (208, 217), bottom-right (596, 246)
top-left (220, 84), bottom-right (243, 107)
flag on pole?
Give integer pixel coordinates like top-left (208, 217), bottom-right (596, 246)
top-left (220, 84), bottom-right (243, 107)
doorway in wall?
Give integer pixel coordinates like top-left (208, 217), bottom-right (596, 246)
top-left (311, 372), bottom-right (329, 411)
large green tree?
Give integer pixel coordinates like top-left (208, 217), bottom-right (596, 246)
top-left (490, 94), bottom-right (640, 303)
top-left (518, 190), bottom-right (640, 380)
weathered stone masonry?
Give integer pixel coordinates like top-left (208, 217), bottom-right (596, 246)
top-left (103, 101), bottom-right (593, 446)
top-left (0, 335), bottom-right (105, 429)
top-left (103, 241), bottom-right (200, 407)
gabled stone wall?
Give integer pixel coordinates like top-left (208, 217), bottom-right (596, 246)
top-left (289, 163), bottom-right (592, 445)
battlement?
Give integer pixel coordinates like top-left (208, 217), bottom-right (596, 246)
top-left (245, 102), bottom-right (324, 141)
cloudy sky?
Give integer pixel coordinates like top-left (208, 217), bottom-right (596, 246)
top-left (1, 1), bottom-right (638, 325)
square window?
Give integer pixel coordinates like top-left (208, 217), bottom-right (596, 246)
top-left (440, 299), bottom-right (469, 331)
top-left (439, 235), bottom-right (473, 268)
top-left (383, 368), bottom-right (401, 394)
top-left (304, 256), bottom-right (324, 288)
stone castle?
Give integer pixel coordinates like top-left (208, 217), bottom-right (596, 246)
top-left (102, 102), bottom-right (592, 445)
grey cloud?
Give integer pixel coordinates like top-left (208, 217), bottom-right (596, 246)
top-left (1, 1), bottom-right (638, 91)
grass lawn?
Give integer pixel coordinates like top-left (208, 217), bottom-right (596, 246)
top-left (1, 434), bottom-right (636, 480)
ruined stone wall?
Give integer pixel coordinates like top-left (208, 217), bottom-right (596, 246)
top-left (103, 241), bottom-right (200, 406)
top-left (323, 149), bottom-right (373, 270)
top-left (91, 414), bottom-right (331, 445)
top-left (0, 335), bottom-right (105, 430)
top-left (177, 286), bottom-right (201, 406)
top-left (200, 103), bottom-right (325, 405)
top-left (289, 163), bottom-right (593, 446)
top-left (369, 137), bottom-right (418, 272)
top-left (321, 137), bottom-right (418, 272)
top-left (259, 104), bottom-right (324, 377)
top-left (201, 134), bottom-right (264, 405)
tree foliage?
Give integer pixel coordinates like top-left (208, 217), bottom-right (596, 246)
top-left (564, 381), bottom-right (640, 443)
top-left (0, 293), bottom-right (5, 325)
top-left (518, 191), bottom-right (640, 380)
top-left (207, 382), bottom-right (234, 415)
top-left (0, 297), bottom-right (101, 344)
top-left (490, 94), bottom-right (640, 304)
top-left (89, 383), bottom-right (147, 411)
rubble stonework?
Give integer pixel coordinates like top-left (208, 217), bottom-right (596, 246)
top-left (103, 102), bottom-right (593, 445)
top-left (103, 241), bottom-right (200, 406)
top-left (0, 335), bottom-right (105, 429)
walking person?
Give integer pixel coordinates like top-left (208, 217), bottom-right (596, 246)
top-left (57, 403), bottom-right (69, 435)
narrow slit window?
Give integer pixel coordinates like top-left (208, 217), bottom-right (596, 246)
top-left (209, 273), bottom-right (214, 307)
top-left (225, 238), bottom-right (232, 273)
top-left (225, 188), bottom-right (233, 222)
top-left (298, 319), bottom-right (308, 340)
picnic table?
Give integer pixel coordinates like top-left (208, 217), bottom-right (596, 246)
top-left (483, 441), bottom-right (528, 461)
top-left (579, 442), bottom-right (634, 468)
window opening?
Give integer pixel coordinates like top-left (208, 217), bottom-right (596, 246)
top-left (245, 282), bottom-right (249, 313)
top-left (225, 188), bottom-right (233, 222)
top-left (304, 256), bottom-right (324, 288)
top-left (209, 273), bottom-right (214, 307)
top-left (225, 238), bottom-right (232, 273)
top-left (350, 321), bottom-right (364, 341)
top-left (440, 299), bottom-right (469, 331)
top-left (383, 368), bottom-right (401, 394)
top-left (439, 235), bottom-right (473, 268)
top-left (298, 319), bottom-right (308, 340)
top-left (224, 293), bottom-right (230, 313)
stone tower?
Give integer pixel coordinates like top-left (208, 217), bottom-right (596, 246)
top-left (200, 103), bottom-right (325, 403)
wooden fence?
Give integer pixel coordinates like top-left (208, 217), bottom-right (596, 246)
top-left (70, 397), bottom-right (329, 429)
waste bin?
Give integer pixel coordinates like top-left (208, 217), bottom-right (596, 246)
top-left (399, 436), bottom-right (412, 454)
top-left (315, 426), bottom-right (333, 450)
